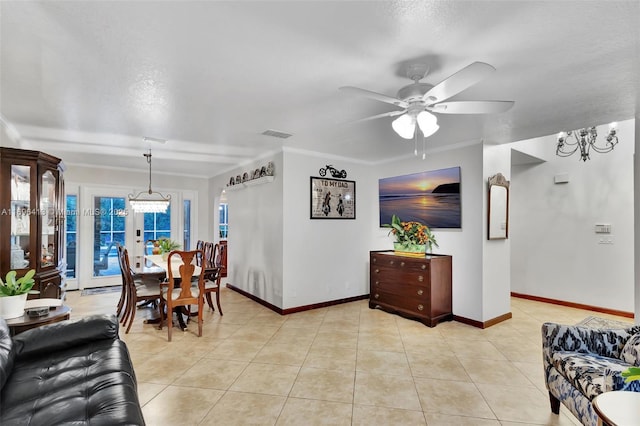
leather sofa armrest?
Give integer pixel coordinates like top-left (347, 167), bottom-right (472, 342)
top-left (13, 314), bottom-right (119, 359)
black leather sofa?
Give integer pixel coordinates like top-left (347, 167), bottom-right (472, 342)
top-left (0, 314), bottom-right (145, 425)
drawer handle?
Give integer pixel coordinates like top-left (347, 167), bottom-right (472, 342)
top-left (417, 304), bottom-right (424, 311)
top-left (374, 269), bottom-right (379, 274)
top-left (375, 281), bottom-right (379, 286)
top-left (418, 275), bottom-right (424, 282)
top-left (421, 264), bottom-right (426, 270)
top-left (374, 293), bottom-right (379, 299)
top-left (400, 262), bottom-right (405, 267)
top-left (389, 260), bottom-right (394, 265)
top-left (417, 289), bottom-right (423, 296)
top-left (372, 258), bottom-right (377, 263)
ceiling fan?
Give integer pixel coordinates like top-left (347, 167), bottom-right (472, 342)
top-left (340, 62), bottom-right (514, 140)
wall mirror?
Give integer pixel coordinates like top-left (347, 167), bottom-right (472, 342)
top-left (488, 173), bottom-right (509, 240)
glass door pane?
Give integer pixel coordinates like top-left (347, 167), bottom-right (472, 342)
top-left (40, 170), bottom-right (57, 269)
top-left (93, 196), bottom-right (126, 277)
top-left (65, 194), bottom-right (78, 278)
top-left (10, 165), bottom-right (31, 270)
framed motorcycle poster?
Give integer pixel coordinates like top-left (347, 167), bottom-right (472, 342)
top-left (310, 177), bottom-right (356, 219)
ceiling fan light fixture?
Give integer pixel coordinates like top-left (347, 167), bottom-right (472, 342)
top-left (416, 111), bottom-right (438, 137)
top-left (392, 114), bottom-right (416, 139)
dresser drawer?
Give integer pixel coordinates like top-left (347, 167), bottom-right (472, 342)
top-left (371, 290), bottom-right (431, 317)
top-left (371, 255), bottom-right (431, 274)
top-left (371, 266), bottom-right (430, 288)
top-left (371, 278), bottom-right (429, 298)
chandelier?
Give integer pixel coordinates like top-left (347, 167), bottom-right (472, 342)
top-left (128, 149), bottom-right (171, 213)
top-left (556, 123), bottom-right (619, 161)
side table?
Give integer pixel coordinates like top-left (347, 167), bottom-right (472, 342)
top-left (5, 305), bottom-right (71, 336)
top-left (592, 390), bottom-right (640, 426)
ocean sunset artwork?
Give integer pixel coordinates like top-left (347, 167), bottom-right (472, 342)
top-left (379, 167), bottom-right (461, 228)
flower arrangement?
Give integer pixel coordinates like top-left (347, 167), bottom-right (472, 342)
top-left (0, 269), bottom-right (36, 297)
top-left (383, 214), bottom-right (438, 252)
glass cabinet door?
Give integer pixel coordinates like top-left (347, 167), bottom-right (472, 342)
top-left (10, 165), bottom-right (31, 270)
top-left (40, 170), bottom-right (57, 269)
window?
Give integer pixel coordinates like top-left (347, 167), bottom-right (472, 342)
top-left (143, 209), bottom-right (171, 243)
top-left (93, 196), bottom-right (126, 277)
top-left (183, 199), bottom-right (191, 250)
top-left (65, 194), bottom-right (77, 278)
top-left (219, 203), bottom-right (228, 239)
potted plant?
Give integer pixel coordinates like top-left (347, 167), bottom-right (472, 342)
top-left (157, 238), bottom-right (181, 260)
top-left (0, 269), bottom-right (37, 319)
top-left (382, 214), bottom-right (438, 257)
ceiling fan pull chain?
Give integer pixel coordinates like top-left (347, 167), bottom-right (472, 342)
top-left (414, 131), bottom-right (418, 156)
top-left (422, 134), bottom-right (426, 160)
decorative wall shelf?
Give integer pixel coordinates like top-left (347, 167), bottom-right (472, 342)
top-left (226, 175), bottom-right (275, 191)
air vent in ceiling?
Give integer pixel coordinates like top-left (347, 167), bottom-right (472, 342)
top-left (261, 129), bottom-right (292, 139)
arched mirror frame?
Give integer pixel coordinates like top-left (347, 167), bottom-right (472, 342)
top-left (488, 173), bottom-right (509, 240)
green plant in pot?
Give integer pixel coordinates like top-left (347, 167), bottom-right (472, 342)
top-left (157, 238), bottom-right (181, 260)
top-left (0, 269), bottom-right (37, 319)
top-left (382, 214), bottom-right (438, 257)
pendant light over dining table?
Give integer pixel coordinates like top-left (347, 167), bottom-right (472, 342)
top-left (128, 149), bottom-right (170, 213)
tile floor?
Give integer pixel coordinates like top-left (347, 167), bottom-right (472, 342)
top-left (66, 287), bottom-right (634, 425)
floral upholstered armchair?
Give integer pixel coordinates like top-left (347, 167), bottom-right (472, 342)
top-left (542, 322), bottom-right (640, 426)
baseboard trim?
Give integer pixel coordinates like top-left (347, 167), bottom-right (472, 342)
top-left (453, 312), bottom-right (513, 329)
top-left (225, 283), bottom-right (369, 315)
top-left (511, 292), bottom-right (634, 319)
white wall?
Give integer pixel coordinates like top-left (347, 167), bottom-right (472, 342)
top-left (510, 120), bottom-right (635, 312)
top-left (211, 153), bottom-right (285, 308)
top-left (482, 142), bottom-right (512, 321)
top-left (281, 150), bottom-right (373, 309)
top-left (371, 142), bottom-right (486, 322)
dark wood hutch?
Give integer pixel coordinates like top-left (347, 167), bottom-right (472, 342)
top-left (0, 148), bottom-right (65, 299)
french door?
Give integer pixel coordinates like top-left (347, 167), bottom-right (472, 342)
top-left (78, 186), bottom-right (182, 289)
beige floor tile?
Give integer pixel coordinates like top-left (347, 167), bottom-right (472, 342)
top-left (303, 346), bottom-right (357, 371)
top-left (458, 357), bottom-right (534, 387)
top-left (476, 383), bottom-right (578, 425)
top-left (133, 351), bottom-right (200, 384)
top-left (209, 339), bottom-right (266, 361)
top-left (356, 350), bottom-right (411, 377)
top-left (276, 398), bottom-right (352, 425)
top-left (229, 362), bottom-right (300, 396)
top-left (64, 291), bottom-right (632, 426)
top-left (354, 372), bottom-right (422, 411)
top-left (406, 351), bottom-right (471, 381)
top-left (172, 359), bottom-right (248, 390)
top-left (414, 378), bottom-right (496, 419)
top-left (136, 382), bottom-right (166, 406)
top-left (357, 331), bottom-right (404, 352)
top-left (142, 385), bottom-right (224, 426)
top-left (289, 367), bottom-right (355, 403)
top-left (253, 343), bottom-right (310, 366)
top-left (424, 412), bottom-right (501, 426)
top-left (445, 338), bottom-right (507, 360)
top-left (199, 391), bottom-right (286, 426)
top-left (352, 405), bottom-right (426, 425)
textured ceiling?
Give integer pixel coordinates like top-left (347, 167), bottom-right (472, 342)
top-left (1, 1), bottom-right (638, 178)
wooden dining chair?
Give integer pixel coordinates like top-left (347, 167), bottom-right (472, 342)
top-left (202, 242), bottom-right (223, 315)
top-left (159, 250), bottom-right (205, 341)
top-left (118, 246), bottom-right (162, 333)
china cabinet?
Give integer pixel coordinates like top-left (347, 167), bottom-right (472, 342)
top-left (0, 148), bottom-right (65, 299)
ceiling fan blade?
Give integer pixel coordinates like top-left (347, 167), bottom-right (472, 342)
top-left (422, 62), bottom-right (496, 103)
top-left (350, 110), bottom-right (405, 123)
top-left (339, 86), bottom-right (409, 108)
top-left (429, 100), bottom-right (515, 114)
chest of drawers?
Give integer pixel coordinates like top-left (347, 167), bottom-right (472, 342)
top-left (369, 250), bottom-right (452, 327)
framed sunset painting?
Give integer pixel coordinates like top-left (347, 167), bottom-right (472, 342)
top-left (379, 166), bottom-right (461, 228)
